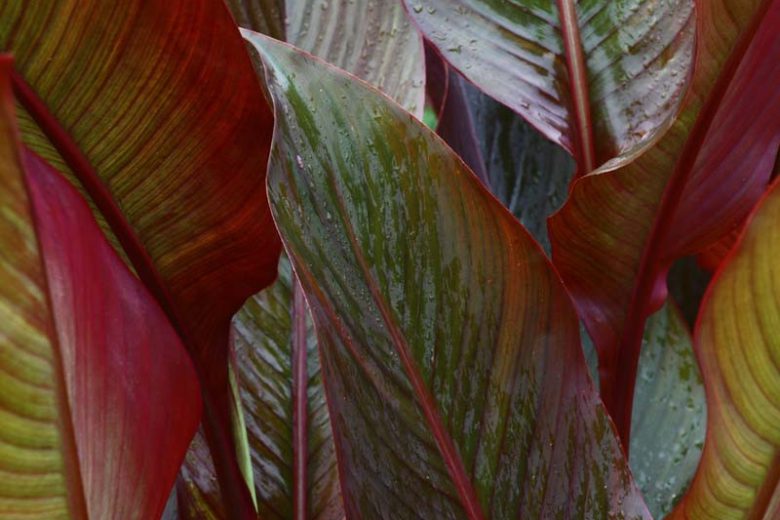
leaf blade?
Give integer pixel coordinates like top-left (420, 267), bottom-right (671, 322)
top-left (0, 59), bottom-right (201, 519)
top-left (248, 32), bottom-right (650, 519)
top-left (548, 0), bottom-right (780, 441)
top-left (1, 3), bottom-right (282, 511)
top-left (404, 0), bottom-right (695, 171)
top-left (670, 178), bottom-right (780, 519)
top-left (286, 0), bottom-right (425, 117)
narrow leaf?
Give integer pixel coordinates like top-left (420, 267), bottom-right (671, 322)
top-left (548, 0), bottom-right (780, 442)
top-left (238, 259), bottom-right (343, 520)
top-left (670, 178), bottom-right (780, 519)
top-left (404, 0), bottom-right (695, 172)
top-left (0, 59), bottom-right (200, 519)
top-left (0, 3), bottom-right (281, 511)
top-left (246, 32), bottom-right (649, 519)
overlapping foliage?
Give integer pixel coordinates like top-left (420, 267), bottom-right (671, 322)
top-left (0, 0), bottom-right (778, 519)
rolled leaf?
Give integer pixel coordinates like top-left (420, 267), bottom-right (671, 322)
top-left (404, 0), bottom-right (695, 172)
top-left (0, 58), bottom-right (200, 519)
top-left (0, 2), bottom-right (281, 511)
top-left (246, 32), bottom-right (649, 519)
top-left (670, 178), bottom-right (780, 519)
top-left (548, 0), bottom-right (780, 442)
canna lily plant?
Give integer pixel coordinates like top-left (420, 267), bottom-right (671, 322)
top-left (0, 1), bottom-right (778, 519)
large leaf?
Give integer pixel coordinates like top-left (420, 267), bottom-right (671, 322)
top-left (428, 45), bottom-right (705, 515)
top-left (548, 0), bottom-right (780, 442)
top-left (0, 58), bottom-right (200, 519)
top-left (246, 32), bottom-right (649, 519)
top-left (0, 2), bottom-right (281, 512)
top-left (179, 258), bottom-right (344, 520)
top-left (670, 178), bottom-right (780, 519)
top-left (404, 0), bottom-right (695, 173)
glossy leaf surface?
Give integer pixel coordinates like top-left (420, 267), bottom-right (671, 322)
top-left (247, 32), bottom-right (649, 519)
top-left (548, 0), bottom-right (780, 440)
top-left (0, 60), bottom-right (200, 519)
top-left (671, 178), bottom-right (780, 519)
top-left (425, 47), bottom-right (574, 252)
top-left (628, 303), bottom-right (705, 518)
top-left (405, 0), bottom-right (695, 172)
top-left (234, 258), bottom-right (343, 519)
top-left (0, 3), bottom-right (281, 511)
top-left (180, 258), bottom-right (344, 520)
top-left (285, 0), bottom-right (425, 116)
top-left (431, 55), bottom-right (704, 513)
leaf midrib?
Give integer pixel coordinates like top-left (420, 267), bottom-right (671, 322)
top-left (11, 70), bottom-right (258, 519)
top-left (321, 169), bottom-right (487, 520)
top-left (555, 0), bottom-right (596, 173)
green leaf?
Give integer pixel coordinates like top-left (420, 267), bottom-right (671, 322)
top-left (629, 303), bottom-right (705, 518)
top-left (670, 178), bottom-right (780, 519)
top-left (581, 301), bottom-right (706, 518)
top-left (285, 0), bottom-right (425, 116)
top-left (234, 258), bottom-right (343, 519)
top-left (179, 257), bottom-right (343, 520)
top-left (246, 32), bottom-right (650, 519)
top-left (404, 0), bottom-right (695, 173)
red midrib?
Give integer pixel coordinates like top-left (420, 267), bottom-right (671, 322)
top-left (325, 174), bottom-right (486, 519)
top-left (291, 279), bottom-right (309, 520)
top-left (604, 0), bottom-right (776, 448)
top-left (11, 71), bottom-right (258, 519)
top-left (10, 71), bottom-right (181, 328)
top-left (556, 0), bottom-right (596, 174)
